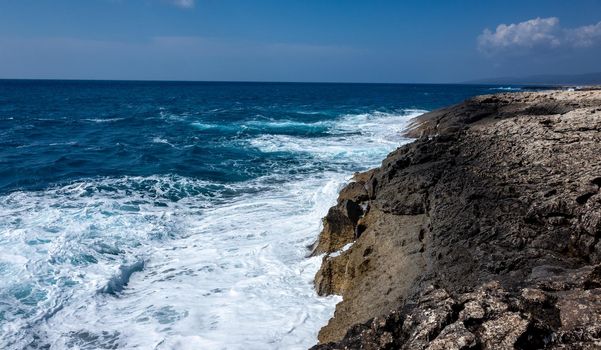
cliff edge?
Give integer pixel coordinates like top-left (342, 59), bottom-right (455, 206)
top-left (311, 90), bottom-right (601, 349)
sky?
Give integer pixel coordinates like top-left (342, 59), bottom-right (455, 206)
top-left (0, 0), bottom-right (600, 83)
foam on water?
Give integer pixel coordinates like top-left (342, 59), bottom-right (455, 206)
top-left (191, 119), bottom-right (331, 136)
top-left (488, 87), bottom-right (522, 91)
top-left (249, 110), bottom-right (425, 160)
top-left (0, 110), bottom-right (420, 349)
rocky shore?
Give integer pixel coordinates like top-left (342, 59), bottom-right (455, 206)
top-left (310, 90), bottom-right (601, 349)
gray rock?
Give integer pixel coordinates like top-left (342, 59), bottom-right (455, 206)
top-left (311, 90), bottom-right (601, 349)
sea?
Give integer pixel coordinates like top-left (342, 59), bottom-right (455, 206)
top-left (0, 81), bottom-right (516, 349)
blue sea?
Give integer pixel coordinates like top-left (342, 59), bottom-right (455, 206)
top-left (0, 81), bottom-right (511, 349)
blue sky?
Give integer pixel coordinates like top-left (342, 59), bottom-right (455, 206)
top-left (1, 0), bottom-right (600, 82)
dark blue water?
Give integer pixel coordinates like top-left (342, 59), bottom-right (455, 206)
top-left (0, 81), bottom-right (516, 349)
top-left (0, 81), bottom-right (504, 193)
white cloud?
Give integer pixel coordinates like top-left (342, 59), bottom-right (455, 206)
top-left (170, 0), bottom-right (194, 9)
top-left (568, 21), bottom-right (601, 48)
top-left (478, 17), bottom-right (561, 53)
top-left (478, 17), bottom-right (601, 54)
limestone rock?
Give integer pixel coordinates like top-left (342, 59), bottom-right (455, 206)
top-left (311, 90), bottom-right (601, 349)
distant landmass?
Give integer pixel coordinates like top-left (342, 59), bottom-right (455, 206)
top-left (464, 72), bottom-right (601, 86)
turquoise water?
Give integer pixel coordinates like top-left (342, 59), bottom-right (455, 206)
top-left (0, 81), bottom-right (512, 349)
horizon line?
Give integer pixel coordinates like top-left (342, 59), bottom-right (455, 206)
top-left (0, 77), bottom-right (557, 87)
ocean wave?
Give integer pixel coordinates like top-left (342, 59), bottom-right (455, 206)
top-left (245, 119), bottom-right (329, 131)
top-left (191, 119), bottom-right (330, 136)
top-left (81, 118), bottom-right (126, 123)
top-left (151, 137), bottom-right (176, 148)
top-left (0, 81), bottom-right (507, 349)
top-left (0, 173), bottom-right (344, 349)
top-left (488, 86), bottom-right (522, 91)
top-left (48, 141), bottom-right (78, 146)
top-left (99, 260), bottom-right (146, 295)
top-left (249, 110), bottom-right (424, 163)
top-left (0, 109), bottom-right (423, 349)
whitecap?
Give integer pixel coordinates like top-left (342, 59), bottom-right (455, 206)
top-left (249, 109), bottom-right (424, 162)
top-left (81, 118), bottom-right (125, 123)
top-left (151, 137), bottom-right (176, 148)
top-left (488, 87), bottom-right (522, 91)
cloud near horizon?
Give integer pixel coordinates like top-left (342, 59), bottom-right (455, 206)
top-left (478, 17), bottom-right (601, 54)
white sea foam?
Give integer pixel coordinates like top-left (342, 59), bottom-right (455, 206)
top-left (81, 117), bottom-right (126, 123)
top-left (0, 109), bottom-right (421, 349)
top-left (488, 87), bottom-right (522, 91)
top-left (152, 137), bottom-right (176, 148)
top-left (249, 110), bottom-right (425, 161)
top-left (48, 141), bottom-right (78, 146)
top-left (244, 119), bottom-right (329, 130)
top-left (329, 242), bottom-right (354, 258)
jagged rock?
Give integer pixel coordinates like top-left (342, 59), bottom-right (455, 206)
top-left (338, 182), bottom-right (369, 203)
top-left (315, 252), bottom-right (351, 296)
top-left (425, 323), bottom-right (476, 350)
top-left (313, 273), bottom-right (601, 350)
top-left (315, 208), bottom-right (428, 342)
top-left (311, 199), bottom-right (364, 255)
top-left (479, 313), bottom-right (529, 350)
top-left (353, 169), bottom-right (377, 184)
top-left (311, 90), bottom-right (601, 349)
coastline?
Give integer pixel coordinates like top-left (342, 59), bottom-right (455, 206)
top-left (0, 81), bottom-right (501, 349)
top-left (311, 89), bottom-right (601, 349)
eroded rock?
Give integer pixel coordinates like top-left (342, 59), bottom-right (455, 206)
top-left (311, 90), bottom-right (601, 349)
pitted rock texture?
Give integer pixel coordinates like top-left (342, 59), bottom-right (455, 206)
top-left (312, 90), bottom-right (601, 349)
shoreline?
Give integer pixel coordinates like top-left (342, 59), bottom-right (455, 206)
top-left (311, 89), bottom-right (601, 349)
top-left (1, 78), bottom-right (439, 348)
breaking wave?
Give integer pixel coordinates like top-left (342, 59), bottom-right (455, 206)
top-left (0, 106), bottom-right (420, 349)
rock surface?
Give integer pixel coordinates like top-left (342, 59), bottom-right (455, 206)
top-left (311, 90), bottom-right (601, 349)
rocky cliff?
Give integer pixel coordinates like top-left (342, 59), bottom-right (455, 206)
top-left (310, 90), bottom-right (601, 349)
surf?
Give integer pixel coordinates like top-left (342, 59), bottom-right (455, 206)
top-left (0, 81), bottom-right (498, 349)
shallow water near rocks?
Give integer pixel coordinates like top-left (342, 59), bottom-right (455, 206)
top-left (0, 81), bottom-right (500, 349)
